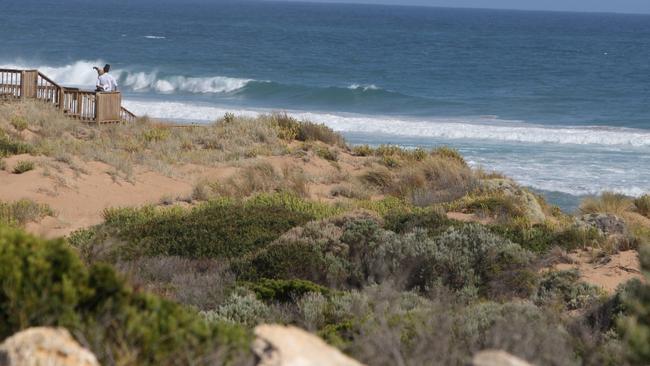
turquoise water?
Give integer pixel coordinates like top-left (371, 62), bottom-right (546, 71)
top-left (3, 0), bottom-right (650, 210)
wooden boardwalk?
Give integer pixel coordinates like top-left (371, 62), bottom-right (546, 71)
top-left (0, 68), bottom-right (136, 124)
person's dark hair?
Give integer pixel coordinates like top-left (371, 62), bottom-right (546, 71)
top-left (103, 64), bottom-right (111, 73)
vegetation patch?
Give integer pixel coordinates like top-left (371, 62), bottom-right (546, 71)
top-left (0, 199), bottom-right (53, 226)
top-left (580, 192), bottom-right (635, 216)
top-left (12, 160), bottom-right (35, 174)
top-left (70, 193), bottom-right (336, 262)
top-left (0, 225), bottom-right (251, 365)
top-left (245, 278), bottom-right (331, 303)
top-left (634, 194), bottom-right (650, 218)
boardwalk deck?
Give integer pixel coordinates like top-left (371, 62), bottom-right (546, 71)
top-left (0, 68), bottom-right (136, 124)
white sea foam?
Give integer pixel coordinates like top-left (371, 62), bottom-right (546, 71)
top-left (123, 100), bottom-right (650, 148)
top-left (122, 73), bottom-right (252, 93)
top-left (0, 60), bottom-right (252, 94)
top-left (348, 83), bottom-right (380, 91)
top-left (144, 35), bottom-right (166, 39)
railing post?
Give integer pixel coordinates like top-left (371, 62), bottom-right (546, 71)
top-left (95, 92), bottom-right (122, 123)
top-left (58, 87), bottom-right (65, 110)
top-left (20, 70), bottom-right (38, 99)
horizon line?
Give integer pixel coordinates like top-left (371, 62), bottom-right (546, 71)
top-left (263, 0), bottom-right (650, 16)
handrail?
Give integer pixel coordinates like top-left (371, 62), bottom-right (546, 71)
top-left (120, 107), bottom-right (137, 124)
top-left (36, 71), bottom-right (61, 89)
top-left (0, 68), bottom-right (25, 73)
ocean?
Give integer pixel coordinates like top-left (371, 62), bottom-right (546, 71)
top-left (3, 0), bottom-right (650, 211)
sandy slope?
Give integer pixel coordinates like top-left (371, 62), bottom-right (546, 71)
top-left (555, 249), bottom-right (643, 293)
top-left (1, 154), bottom-right (195, 238)
top-left (0, 149), bottom-right (368, 238)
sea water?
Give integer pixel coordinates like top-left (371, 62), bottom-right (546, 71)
top-left (3, 0), bottom-right (650, 211)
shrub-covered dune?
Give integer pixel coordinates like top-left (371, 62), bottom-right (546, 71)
top-left (1, 100), bottom-right (650, 365)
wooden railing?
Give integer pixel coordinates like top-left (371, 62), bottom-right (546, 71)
top-left (0, 68), bottom-right (136, 124)
top-left (61, 88), bottom-right (97, 121)
top-left (0, 69), bottom-right (23, 98)
top-left (121, 107), bottom-right (137, 124)
top-left (36, 72), bottom-right (62, 105)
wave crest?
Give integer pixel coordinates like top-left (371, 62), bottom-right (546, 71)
top-left (0, 60), bottom-right (252, 94)
top-left (121, 72), bottom-right (252, 93)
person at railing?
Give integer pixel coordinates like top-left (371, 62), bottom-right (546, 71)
top-left (95, 64), bottom-right (118, 92)
top-left (93, 66), bottom-right (105, 92)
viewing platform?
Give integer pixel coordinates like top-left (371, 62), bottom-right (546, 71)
top-left (0, 68), bottom-right (136, 124)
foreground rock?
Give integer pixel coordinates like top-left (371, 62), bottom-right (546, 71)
top-left (0, 327), bottom-right (99, 366)
top-left (253, 324), bottom-right (364, 366)
top-left (473, 350), bottom-right (534, 366)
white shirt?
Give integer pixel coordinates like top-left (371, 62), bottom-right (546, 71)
top-left (97, 73), bottom-right (118, 92)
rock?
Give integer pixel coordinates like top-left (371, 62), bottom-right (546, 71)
top-left (253, 324), bottom-right (364, 366)
top-left (0, 327), bottom-right (99, 366)
top-left (479, 179), bottom-right (546, 224)
top-left (578, 213), bottom-right (627, 235)
top-left (473, 350), bottom-right (534, 366)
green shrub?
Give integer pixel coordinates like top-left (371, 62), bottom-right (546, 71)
top-left (354, 196), bottom-right (411, 216)
top-left (96, 198), bottom-right (316, 260)
top-left (235, 216), bottom-right (399, 287)
top-left (12, 160), bottom-right (34, 174)
top-left (491, 222), bottom-right (603, 253)
top-left (0, 134), bottom-right (33, 157)
top-left (238, 217), bottom-right (535, 298)
top-left (635, 195), bottom-right (650, 218)
top-left (202, 292), bottom-right (269, 326)
top-left (428, 224), bottom-right (537, 297)
top-left (0, 225), bottom-right (250, 365)
top-left (245, 278), bottom-right (331, 303)
top-left (74, 194), bottom-right (335, 262)
top-left (0, 199), bottom-right (53, 226)
top-left (619, 244), bottom-right (650, 364)
top-left (384, 207), bottom-right (454, 236)
top-left (535, 270), bottom-right (604, 311)
top-left (245, 192), bottom-right (342, 219)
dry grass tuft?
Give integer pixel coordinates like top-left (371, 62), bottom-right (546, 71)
top-left (635, 194), bottom-right (650, 218)
top-left (12, 160), bottom-right (35, 174)
top-left (579, 192), bottom-right (635, 216)
top-left (195, 161), bottom-right (311, 200)
top-left (360, 150), bottom-right (475, 206)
